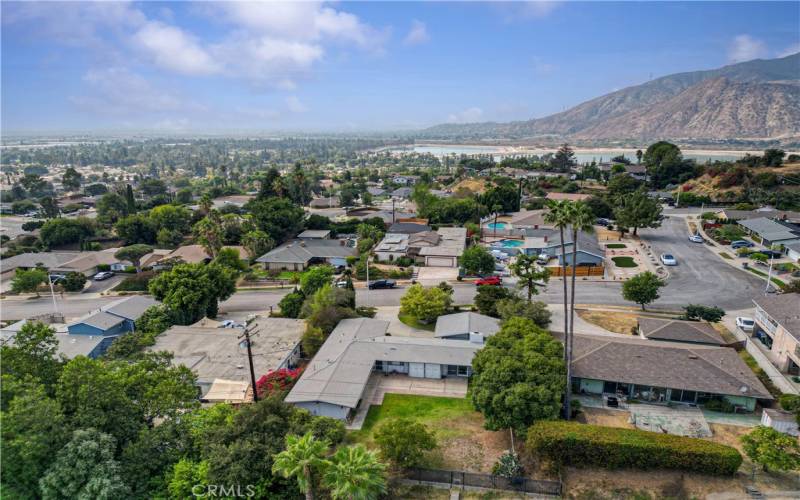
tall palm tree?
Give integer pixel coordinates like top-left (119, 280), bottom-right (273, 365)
top-left (272, 432), bottom-right (330, 500)
top-left (544, 199), bottom-right (573, 419)
top-left (564, 201), bottom-right (595, 420)
top-left (323, 445), bottom-right (387, 500)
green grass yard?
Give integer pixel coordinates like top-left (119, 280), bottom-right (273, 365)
top-left (398, 313), bottom-right (436, 331)
top-left (606, 243), bottom-right (627, 249)
top-left (611, 256), bottom-right (637, 268)
top-left (746, 267), bottom-right (786, 288)
top-left (719, 252), bottom-right (733, 260)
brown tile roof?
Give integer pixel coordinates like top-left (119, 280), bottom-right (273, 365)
top-left (638, 318), bottom-right (726, 345)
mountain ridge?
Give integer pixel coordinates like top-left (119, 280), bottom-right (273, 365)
top-left (423, 53), bottom-right (800, 141)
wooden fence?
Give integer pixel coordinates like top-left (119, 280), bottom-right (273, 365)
top-left (547, 265), bottom-right (605, 277)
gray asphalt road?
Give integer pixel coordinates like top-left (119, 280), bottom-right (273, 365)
top-left (637, 216), bottom-right (765, 310)
top-left (83, 274), bottom-right (124, 294)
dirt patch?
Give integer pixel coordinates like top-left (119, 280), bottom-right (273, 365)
top-left (705, 423), bottom-right (750, 452)
top-left (711, 323), bottom-right (739, 344)
top-left (577, 408), bottom-right (635, 429)
top-left (577, 309), bottom-right (639, 335)
top-left (428, 414), bottom-right (511, 473)
top-left (451, 178), bottom-right (488, 194)
top-left (597, 228), bottom-right (623, 241)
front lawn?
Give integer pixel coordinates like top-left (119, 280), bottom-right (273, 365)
top-left (347, 393), bottom-right (509, 472)
top-left (606, 243), bottom-right (627, 249)
top-left (718, 252), bottom-right (733, 260)
top-left (398, 313), bottom-right (436, 331)
top-left (611, 256), bottom-right (637, 268)
top-left (746, 267), bottom-right (786, 288)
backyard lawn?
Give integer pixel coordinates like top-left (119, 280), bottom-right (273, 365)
top-left (611, 256), bottom-right (637, 268)
top-left (606, 243), bottom-right (627, 249)
top-left (347, 393), bottom-right (509, 472)
top-left (398, 313), bottom-right (436, 331)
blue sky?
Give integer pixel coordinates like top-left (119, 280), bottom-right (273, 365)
top-left (2, 1), bottom-right (798, 133)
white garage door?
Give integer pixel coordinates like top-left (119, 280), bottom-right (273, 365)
top-left (424, 364), bottom-right (441, 379)
top-left (409, 363), bottom-right (425, 378)
top-left (427, 257), bottom-right (455, 267)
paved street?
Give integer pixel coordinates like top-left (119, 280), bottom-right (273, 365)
top-left (638, 216), bottom-right (765, 310)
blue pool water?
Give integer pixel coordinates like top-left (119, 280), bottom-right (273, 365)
top-left (487, 222), bottom-right (508, 229)
top-left (497, 239), bottom-right (523, 248)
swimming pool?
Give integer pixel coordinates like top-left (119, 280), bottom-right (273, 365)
top-left (487, 222), bottom-right (508, 229)
top-left (495, 239), bottom-right (523, 248)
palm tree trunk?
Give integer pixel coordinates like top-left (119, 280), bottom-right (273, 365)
top-left (558, 226), bottom-right (569, 419)
top-left (305, 466), bottom-right (314, 500)
top-left (566, 228), bottom-right (579, 421)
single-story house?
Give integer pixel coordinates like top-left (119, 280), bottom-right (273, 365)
top-left (391, 187), bottom-right (412, 199)
top-left (392, 175), bottom-right (419, 186)
top-left (545, 192), bottom-right (592, 202)
top-left (717, 208), bottom-right (800, 223)
top-left (434, 312), bottom-right (500, 342)
top-left (526, 228), bottom-right (605, 269)
top-left (67, 295), bottom-right (157, 337)
top-left (0, 251), bottom-right (82, 287)
top-left (50, 248), bottom-right (131, 275)
top-left (571, 333), bottom-right (773, 411)
top-left (374, 233), bottom-right (410, 262)
top-left (212, 194), bottom-right (255, 209)
top-left (150, 316), bottom-right (304, 401)
top-left (367, 187), bottom-right (386, 197)
top-left (256, 238), bottom-right (357, 271)
top-left (309, 197), bottom-right (341, 209)
top-left (407, 231), bottom-right (441, 258)
top-left (297, 229), bottom-right (331, 240)
top-left (285, 318), bottom-right (480, 420)
top-left (419, 227), bottom-right (467, 267)
top-left (637, 318), bottom-right (726, 346)
top-left (509, 209), bottom-right (550, 229)
top-left (2, 319), bottom-right (108, 359)
top-left (785, 241), bottom-right (800, 262)
top-left (624, 164), bottom-right (647, 180)
top-left (737, 217), bottom-right (800, 248)
top-left (388, 222), bottom-right (431, 234)
top-left (158, 245), bottom-right (248, 265)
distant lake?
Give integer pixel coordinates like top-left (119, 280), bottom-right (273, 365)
top-left (390, 145), bottom-right (752, 164)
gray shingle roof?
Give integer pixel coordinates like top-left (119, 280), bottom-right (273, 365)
top-left (0, 251), bottom-right (81, 271)
top-left (102, 296), bottom-right (157, 321)
top-left (298, 230), bottom-right (331, 239)
top-left (388, 222), bottom-right (431, 234)
top-left (74, 311), bottom-right (126, 331)
top-left (738, 217), bottom-right (800, 242)
top-left (571, 334), bottom-right (773, 400)
top-left (285, 318), bottom-right (480, 408)
top-left (638, 318), bottom-right (726, 345)
top-left (434, 312), bottom-right (500, 338)
top-left (256, 239), bottom-right (357, 264)
top-left (753, 294), bottom-right (800, 340)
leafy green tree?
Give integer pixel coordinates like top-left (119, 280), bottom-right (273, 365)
top-left (762, 148), bottom-right (785, 167)
top-left (20, 173), bottom-right (48, 196)
top-left (613, 188), bottom-right (662, 236)
top-left (96, 192), bottom-right (129, 225)
top-left (0, 321), bottom-right (63, 393)
top-left (272, 432), bottom-right (330, 500)
top-left (683, 304), bottom-right (725, 323)
top-left (60, 271), bottom-right (87, 292)
top-left (167, 458), bottom-right (209, 499)
top-left (115, 244), bottom-right (153, 273)
top-left (120, 419), bottom-right (192, 498)
top-left (106, 305), bottom-right (174, 360)
top-left (471, 318), bottom-right (565, 433)
top-left (280, 290), bottom-right (306, 319)
top-left (400, 284), bottom-right (451, 323)
top-left (606, 173), bottom-right (643, 199)
top-left (213, 247), bottom-right (248, 272)
top-left (175, 187), bottom-right (194, 205)
top-left (474, 284), bottom-right (512, 317)
top-left (39, 428), bottom-right (131, 499)
top-left (150, 204), bottom-right (191, 234)
top-left (11, 267), bottom-right (48, 296)
top-left (301, 285), bottom-right (357, 335)
top-left (62, 167), bottom-right (82, 191)
top-left (39, 196), bottom-right (60, 218)
top-left (741, 426), bottom-right (800, 472)
top-left (124, 184), bottom-right (136, 213)
top-left (40, 217), bottom-right (95, 247)
top-left (85, 183), bottom-right (108, 196)
top-left (242, 229), bottom-right (274, 259)
top-left (496, 298), bottom-right (551, 328)
top-left (300, 265), bottom-right (335, 296)
top-left (779, 394), bottom-right (800, 424)
top-left (156, 227), bottom-right (184, 248)
top-left (622, 271), bottom-right (666, 310)
top-left (374, 418), bottom-right (437, 468)
top-left (115, 214), bottom-right (158, 245)
top-left (643, 141), bottom-right (694, 189)
top-left (552, 143), bottom-right (576, 171)
top-left (460, 245), bottom-right (495, 275)
top-left (0, 381), bottom-right (68, 498)
top-left (509, 254), bottom-right (550, 301)
top-left (148, 263), bottom-right (237, 323)
top-left (193, 213), bottom-right (224, 258)
top-left (324, 445), bottom-right (387, 500)
top-left (247, 197), bottom-right (306, 244)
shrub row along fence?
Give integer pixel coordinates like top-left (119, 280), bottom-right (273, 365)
top-left (407, 468), bottom-right (562, 496)
top-left (527, 421), bottom-right (742, 476)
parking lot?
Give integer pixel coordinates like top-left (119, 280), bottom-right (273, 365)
top-left (638, 217), bottom-right (766, 310)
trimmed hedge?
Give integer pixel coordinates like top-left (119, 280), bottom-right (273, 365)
top-left (526, 421), bottom-right (742, 476)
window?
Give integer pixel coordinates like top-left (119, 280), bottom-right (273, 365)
top-left (457, 365), bottom-right (469, 376)
top-left (374, 360), bottom-right (383, 370)
top-left (447, 365), bottom-right (458, 376)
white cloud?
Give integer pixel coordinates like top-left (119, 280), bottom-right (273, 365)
top-left (69, 67), bottom-right (203, 116)
top-left (447, 107), bottom-right (483, 123)
top-left (519, 1), bottom-right (563, 19)
top-left (286, 96), bottom-right (308, 113)
top-left (777, 42), bottom-right (800, 58)
top-left (728, 34), bottom-right (768, 63)
top-left (132, 21), bottom-right (221, 76)
top-left (403, 20), bottom-right (430, 46)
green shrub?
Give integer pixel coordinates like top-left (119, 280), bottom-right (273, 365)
top-left (113, 272), bottom-right (154, 292)
top-left (526, 421), bottom-right (742, 476)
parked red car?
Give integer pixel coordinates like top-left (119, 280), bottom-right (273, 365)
top-left (475, 276), bottom-right (502, 286)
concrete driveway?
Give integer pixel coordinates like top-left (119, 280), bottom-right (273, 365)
top-left (638, 216), bottom-right (765, 310)
top-left (416, 266), bottom-right (459, 282)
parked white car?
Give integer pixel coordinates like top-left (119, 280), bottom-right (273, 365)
top-left (92, 271), bottom-right (114, 281)
top-left (660, 253), bottom-right (677, 266)
top-left (736, 317), bottom-right (755, 332)
top-left (688, 234), bottom-right (704, 243)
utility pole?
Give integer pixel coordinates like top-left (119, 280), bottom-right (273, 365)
top-left (765, 257), bottom-right (774, 295)
top-left (392, 198), bottom-right (396, 224)
top-left (239, 321), bottom-right (261, 402)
